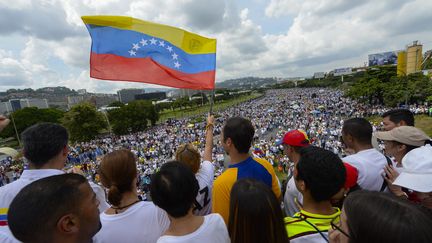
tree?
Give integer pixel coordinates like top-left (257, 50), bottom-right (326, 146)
top-left (1, 107), bottom-right (64, 139)
top-left (108, 101), bottom-right (125, 107)
top-left (347, 66), bottom-right (396, 105)
top-left (108, 100), bottom-right (159, 135)
top-left (61, 103), bottom-right (107, 142)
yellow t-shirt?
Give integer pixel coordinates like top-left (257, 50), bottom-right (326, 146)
top-left (212, 156), bottom-right (281, 224)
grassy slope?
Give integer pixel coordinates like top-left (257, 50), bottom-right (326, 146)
top-left (158, 92), bottom-right (263, 122)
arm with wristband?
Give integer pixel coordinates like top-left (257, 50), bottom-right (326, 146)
top-left (203, 114), bottom-right (214, 162)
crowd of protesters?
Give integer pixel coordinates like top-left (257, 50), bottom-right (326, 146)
top-left (0, 88), bottom-right (432, 243)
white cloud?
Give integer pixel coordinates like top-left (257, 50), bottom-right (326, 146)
top-left (1, 0), bottom-right (432, 92)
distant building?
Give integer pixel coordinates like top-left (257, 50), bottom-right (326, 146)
top-left (77, 89), bottom-right (87, 95)
top-left (135, 92), bottom-right (167, 101)
top-left (397, 41), bottom-right (423, 76)
top-left (67, 96), bottom-right (84, 109)
top-left (117, 89), bottom-right (145, 103)
top-left (406, 41), bottom-right (423, 75)
top-left (0, 102), bottom-right (12, 114)
top-left (6, 98), bottom-right (49, 112)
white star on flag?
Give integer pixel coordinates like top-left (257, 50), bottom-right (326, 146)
top-left (174, 61), bottom-right (181, 69)
top-left (140, 39), bottom-right (148, 46)
top-left (166, 46), bottom-right (173, 52)
top-left (128, 50), bottom-right (136, 56)
top-left (150, 38), bottom-right (157, 45)
top-left (172, 53), bottom-right (178, 60)
top-left (159, 41), bottom-right (165, 47)
top-left (132, 43), bottom-right (140, 50)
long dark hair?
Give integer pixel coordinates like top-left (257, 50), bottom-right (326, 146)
top-left (98, 149), bottom-right (137, 206)
top-left (344, 191), bottom-right (432, 243)
top-left (228, 179), bottom-right (289, 243)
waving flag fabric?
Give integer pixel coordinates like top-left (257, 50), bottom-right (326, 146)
top-left (82, 16), bottom-right (216, 90)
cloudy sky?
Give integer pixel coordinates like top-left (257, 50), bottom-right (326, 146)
top-left (1, 0), bottom-right (431, 93)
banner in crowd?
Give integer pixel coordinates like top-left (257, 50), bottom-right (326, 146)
top-left (82, 16), bottom-right (217, 90)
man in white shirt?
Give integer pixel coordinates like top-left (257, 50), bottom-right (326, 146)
top-left (0, 123), bottom-right (108, 242)
top-left (7, 174), bottom-right (101, 243)
top-left (341, 118), bottom-right (388, 191)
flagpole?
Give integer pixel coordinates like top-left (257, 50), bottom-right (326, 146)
top-left (209, 89), bottom-right (215, 115)
top-left (10, 113), bottom-right (21, 147)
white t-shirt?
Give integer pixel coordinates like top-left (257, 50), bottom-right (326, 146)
top-left (94, 201), bottom-right (170, 243)
top-left (284, 177), bottom-right (303, 217)
top-left (193, 161), bottom-right (214, 216)
top-left (343, 148), bottom-right (388, 191)
top-left (157, 214), bottom-right (229, 243)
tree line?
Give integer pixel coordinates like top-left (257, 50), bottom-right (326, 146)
top-left (0, 89), bottom-right (253, 143)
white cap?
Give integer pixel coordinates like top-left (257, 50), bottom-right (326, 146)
top-left (393, 145), bottom-right (432, 192)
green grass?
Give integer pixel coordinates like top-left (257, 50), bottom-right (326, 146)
top-left (158, 92), bottom-right (263, 122)
top-left (368, 114), bottom-right (432, 136)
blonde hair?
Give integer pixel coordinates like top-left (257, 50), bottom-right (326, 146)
top-left (175, 143), bottom-right (200, 174)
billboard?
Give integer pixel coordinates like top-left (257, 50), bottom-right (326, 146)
top-left (313, 72), bottom-right (325, 79)
top-left (368, 51), bottom-right (398, 66)
top-left (333, 67), bottom-right (352, 76)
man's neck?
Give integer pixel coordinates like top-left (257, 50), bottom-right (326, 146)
top-left (229, 152), bottom-right (250, 165)
top-left (28, 160), bottom-right (63, 170)
top-left (302, 194), bottom-right (336, 216)
top-left (352, 144), bottom-right (373, 153)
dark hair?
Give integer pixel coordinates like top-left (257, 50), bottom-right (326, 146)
top-left (8, 174), bottom-right (87, 243)
top-left (98, 149), bottom-right (137, 206)
top-left (21, 122), bottom-right (69, 167)
top-left (150, 161), bottom-right (199, 218)
top-left (342, 118), bottom-right (372, 145)
top-left (382, 109), bottom-right (414, 126)
top-left (229, 179), bottom-right (289, 243)
top-left (296, 146), bottom-right (346, 202)
top-left (223, 117), bottom-right (255, 153)
top-left (344, 191), bottom-right (432, 243)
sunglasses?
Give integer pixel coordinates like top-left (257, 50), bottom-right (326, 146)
top-left (331, 220), bottom-right (351, 239)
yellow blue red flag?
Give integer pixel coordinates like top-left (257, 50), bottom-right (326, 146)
top-left (81, 16), bottom-right (217, 90)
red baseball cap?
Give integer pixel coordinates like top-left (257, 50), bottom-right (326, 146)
top-left (343, 162), bottom-right (358, 189)
top-left (282, 130), bottom-right (310, 147)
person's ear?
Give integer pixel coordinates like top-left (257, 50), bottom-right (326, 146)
top-left (398, 144), bottom-right (407, 153)
top-left (62, 145), bottom-right (69, 156)
top-left (57, 214), bottom-right (80, 234)
top-left (225, 137), bottom-right (233, 147)
top-left (398, 121), bottom-right (407, 126)
top-left (294, 169), bottom-right (306, 191)
top-left (297, 180), bottom-right (306, 192)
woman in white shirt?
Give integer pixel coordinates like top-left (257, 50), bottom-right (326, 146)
top-left (151, 161), bottom-right (230, 243)
top-left (93, 149), bottom-right (170, 243)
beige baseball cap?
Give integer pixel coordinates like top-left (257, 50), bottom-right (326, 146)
top-left (374, 126), bottom-right (430, 147)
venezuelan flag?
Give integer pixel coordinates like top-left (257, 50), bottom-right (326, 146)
top-left (82, 16), bottom-right (217, 90)
top-left (0, 208), bottom-right (8, 226)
